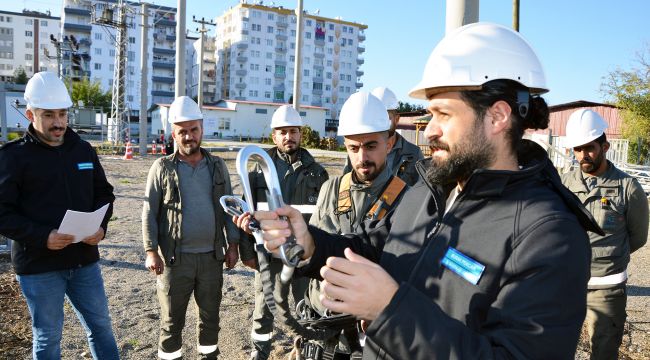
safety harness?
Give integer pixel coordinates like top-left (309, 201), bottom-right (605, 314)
top-left (336, 172), bottom-right (407, 222)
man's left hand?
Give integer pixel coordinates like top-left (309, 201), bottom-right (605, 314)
top-left (225, 244), bottom-right (239, 269)
top-left (319, 248), bottom-right (399, 321)
top-left (82, 227), bottom-right (105, 246)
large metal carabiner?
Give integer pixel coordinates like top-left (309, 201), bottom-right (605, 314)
top-left (235, 145), bottom-right (305, 282)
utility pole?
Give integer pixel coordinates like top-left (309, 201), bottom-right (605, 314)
top-left (175, 0), bottom-right (186, 97)
top-left (193, 16), bottom-right (216, 108)
top-left (139, 2), bottom-right (149, 155)
top-left (513, 0), bottom-right (520, 31)
top-left (445, 0), bottom-right (479, 34)
top-left (292, 0), bottom-right (304, 110)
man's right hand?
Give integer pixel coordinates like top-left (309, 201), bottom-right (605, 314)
top-left (145, 250), bottom-right (164, 275)
top-left (232, 211), bottom-right (253, 235)
top-left (257, 205), bottom-right (315, 260)
top-left (47, 230), bottom-right (74, 250)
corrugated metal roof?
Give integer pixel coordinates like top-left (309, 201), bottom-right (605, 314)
top-left (531, 100), bottom-right (623, 138)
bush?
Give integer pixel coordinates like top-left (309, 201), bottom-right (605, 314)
top-left (319, 137), bottom-right (339, 150)
top-left (301, 125), bottom-right (320, 148)
top-left (7, 132), bottom-right (21, 141)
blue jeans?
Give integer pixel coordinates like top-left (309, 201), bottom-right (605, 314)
top-left (16, 262), bottom-right (119, 360)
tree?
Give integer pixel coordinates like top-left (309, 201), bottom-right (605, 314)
top-left (69, 78), bottom-right (112, 112)
top-left (301, 125), bottom-right (320, 148)
top-left (601, 44), bottom-right (650, 164)
top-left (13, 67), bottom-right (28, 84)
top-left (396, 101), bottom-right (424, 113)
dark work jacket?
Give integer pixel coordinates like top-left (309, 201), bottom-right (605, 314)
top-left (300, 140), bottom-right (600, 359)
top-left (0, 125), bottom-right (115, 275)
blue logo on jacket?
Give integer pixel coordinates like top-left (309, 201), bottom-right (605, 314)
top-left (77, 162), bottom-right (94, 170)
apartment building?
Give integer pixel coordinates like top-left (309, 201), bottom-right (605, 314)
top-left (0, 10), bottom-right (60, 82)
top-left (214, 3), bottom-right (367, 131)
top-left (61, 0), bottom-right (178, 117)
top-left (186, 34), bottom-right (218, 105)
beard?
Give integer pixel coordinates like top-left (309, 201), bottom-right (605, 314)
top-left (579, 152), bottom-right (605, 174)
top-left (425, 120), bottom-right (495, 185)
top-left (279, 140), bottom-right (299, 155)
top-left (177, 138), bottom-right (201, 156)
top-left (354, 160), bottom-right (385, 183)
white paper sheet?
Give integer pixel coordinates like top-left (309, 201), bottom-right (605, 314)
top-left (58, 203), bottom-right (110, 243)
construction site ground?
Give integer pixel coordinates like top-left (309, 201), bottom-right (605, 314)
top-left (1, 149), bottom-right (650, 359)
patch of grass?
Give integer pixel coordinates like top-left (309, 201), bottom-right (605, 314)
top-left (109, 216), bottom-right (118, 222)
top-left (127, 339), bottom-right (139, 347)
top-left (119, 179), bottom-right (131, 184)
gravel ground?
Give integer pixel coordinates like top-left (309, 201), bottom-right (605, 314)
top-left (2, 149), bottom-right (649, 359)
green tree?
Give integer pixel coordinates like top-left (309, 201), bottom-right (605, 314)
top-left (601, 45), bottom-right (650, 164)
top-left (396, 101), bottom-right (424, 113)
top-left (13, 66), bottom-right (28, 84)
top-left (69, 78), bottom-right (112, 111)
top-left (301, 125), bottom-right (320, 148)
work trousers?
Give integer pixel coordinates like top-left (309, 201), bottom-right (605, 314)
top-left (585, 284), bottom-right (627, 360)
top-left (250, 258), bottom-right (309, 360)
top-left (156, 252), bottom-right (223, 360)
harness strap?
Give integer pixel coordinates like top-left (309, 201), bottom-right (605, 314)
top-left (367, 176), bottom-right (407, 221)
top-left (336, 172), bottom-right (353, 215)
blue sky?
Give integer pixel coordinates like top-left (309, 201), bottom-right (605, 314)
top-left (7, 0), bottom-right (649, 106)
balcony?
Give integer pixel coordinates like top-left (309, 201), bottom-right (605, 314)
top-left (356, 82), bottom-right (363, 88)
top-left (275, 47), bottom-right (287, 53)
top-left (64, 7), bottom-right (91, 16)
top-left (152, 76), bottom-right (175, 84)
top-left (236, 56), bottom-right (248, 62)
top-left (314, 52), bottom-right (324, 59)
top-left (313, 65), bottom-right (324, 71)
top-left (275, 34), bottom-right (288, 41)
top-left (235, 83), bottom-right (246, 90)
top-left (153, 47), bottom-right (175, 55)
top-left (311, 99), bottom-right (322, 107)
top-left (357, 46), bottom-right (365, 53)
top-left (155, 18), bottom-right (177, 27)
top-left (64, 23), bottom-right (92, 32)
top-left (274, 72), bottom-right (286, 80)
top-left (314, 38), bottom-right (325, 46)
top-left (166, 35), bottom-right (176, 42)
top-left (275, 59), bottom-right (287, 66)
top-left (152, 61), bottom-right (175, 69)
top-left (326, 118), bottom-right (339, 128)
top-left (235, 69), bottom-right (247, 76)
top-left (357, 57), bottom-right (364, 65)
top-left (358, 32), bottom-right (366, 41)
top-left (356, 70), bottom-right (364, 77)
top-left (273, 83), bottom-right (285, 91)
top-left (78, 38), bottom-right (92, 47)
top-left (277, 20), bottom-right (288, 28)
top-left (241, 29), bottom-right (249, 35)
top-left (312, 88), bottom-right (323, 96)
top-left (312, 75), bottom-right (323, 82)
top-left (242, 16), bottom-right (249, 22)
top-left (151, 90), bottom-right (174, 97)
top-left (237, 42), bottom-right (248, 49)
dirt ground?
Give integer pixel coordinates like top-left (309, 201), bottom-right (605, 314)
top-left (1, 149), bottom-right (650, 359)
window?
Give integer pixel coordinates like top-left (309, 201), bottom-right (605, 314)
top-left (342, 26), bottom-right (348, 33)
top-left (250, 63), bottom-right (259, 71)
top-left (249, 90), bottom-right (259, 97)
top-left (109, 64), bottom-right (114, 71)
top-left (326, 72), bottom-right (332, 79)
top-left (42, 20), bottom-right (48, 26)
top-left (346, 86), bottom-right (351, 93)
top-left (289, 55), bottom-right (295, 62)
top-left (25, 42), bottom-right (33, 48)
top-left (267, 26), bottom-right (274, 34)
top-left (95, 48), bottom-right (102, 55)
top-left (305, 32), bottom-right (311, 39)
top-left (303, 69), bottom-right (310, 76)
top-left (302, 95), bottom-right (308, 102)
top-left (266, 39), bottom-right (273, 46)
top-left (218, 118), bottom-right (231, 130)
top-left (346, 74), bottom-right (352, 81)
top-left (275, 65), bottom-right (286, 75)
top-left (347, 39), bottom-right (353, 45)
top-left (329, 24), bottom-right (334, 30)
top-left (25, 54), bottom-right (33, 60)
top-left (94, 63), bottom-right (101, 70)
top-left (109, 49), bottom-right (115, 57)
top-left (25, 19), bottom-right (33, 25)
top-left (268, 13), bottom-right (274, 20)
top-left (325, 85), bottom-right (331, 91)
top-left (6, 17), bottom-right (12, 23)
top-left (256, 108), bottom-right (268, 114)
top-left (326, 60), bottom-right (332, 66)
top-left (327, 48), bottom-right (333, 55)
top-left (25, 31), bottom-right (33, 37)
top-left (252, 24), bottom-right (261, 31)
top-left (274, 91), bottom-right (284, 101)
top-left (304, 57), bottom-right (310, 64)
top-left (265, 65), bottom-right (272, 72)
top-left (129, 36), bottom-right (136, 44)
top-left (128, 50), bottom-right (135, 59)
top-left (291, 30), bottom-right (296, 36)
top-left (313, 82), bottom-right (322, 90)
top-left (266, 52), bottom-right (272, 59)
top-left (265, 91), bottom-right (271, 99)
top-left (328, 35), bottom-right (333, 43)
top-left (340, 74), bottom-right (345, 80)
top-left (95, 32), bottom-right (102, 40)
top-left (306, 20), bottom-right (312, 26)
top-left (265, 78), bottom-right (271, 85)
top-left (290, 42), bottom-right (295, 49)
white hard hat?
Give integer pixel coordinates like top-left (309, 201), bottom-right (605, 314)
top-left (337, 91), bottom-right (390, 137)
top-left (270, 105), bottom-right (303, 128)
top-left (169, 96), bottom-right (203, 124)
top-left (24, 71), bottom-right (73, 109)
top-left (564, 109), bottom-right (608, 148)
top-left (371, 87), bottom-right (399, 110)
top-left (409, 22), bottom-right (548, 100)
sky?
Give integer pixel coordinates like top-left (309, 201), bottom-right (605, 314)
top-left (6, 0), bottom-right (649, 106)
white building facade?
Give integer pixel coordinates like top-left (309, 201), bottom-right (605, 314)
top-left (214, 3), bottom-right (367, 133)
top-left (61, 0), bottom-right (179, 118)
top-left (0, 10), bottom-right (61, 82)
top-left (150, 99), bottom-right (326, 139)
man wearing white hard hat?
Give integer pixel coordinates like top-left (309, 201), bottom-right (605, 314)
top-left (142, 96), bottom-right (240, 360)
top-left (343, 87), bottom-right (424, 186)
top-left (561, 109), bottom-right (648, 360)
top-left (236, 104), bottom-right (328, 360)
top-left (0, 72), bottom-right (119, 359)
top-left (253, 23), bottom-right (602, 358)
top-left (299, 91), bottom-right (408, 357)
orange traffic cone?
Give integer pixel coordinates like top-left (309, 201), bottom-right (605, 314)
top-left (123, 142), bottom-right (133, 160)
top-left (151, 140), bottom-right (157, 155)
top-left (161, 143), bottom-right (167, 155)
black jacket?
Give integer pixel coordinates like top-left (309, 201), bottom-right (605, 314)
top-left (0, 125), bottom-right (115, 275)
top-left (301, 141), bottom-right (599, 359)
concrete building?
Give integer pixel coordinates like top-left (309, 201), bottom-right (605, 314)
top-left (61, 0), bottom-right (178, 118)
top-left (150, 99), bottom-right (326, 139)
top-left (213, 3), bottom-right (367, 134)
top-left (0, 10), bottom-right (61, 82)
top-left (186, 34), bottom-right (218, 105)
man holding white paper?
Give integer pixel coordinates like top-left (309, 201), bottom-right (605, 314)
top-left (0, 72), bottom-right (118, 360)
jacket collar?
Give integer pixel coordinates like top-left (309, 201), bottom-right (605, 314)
top-left (25, 124), bottom-right (79, 149)
top-left (268, 146), bottom-right (315, 168)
